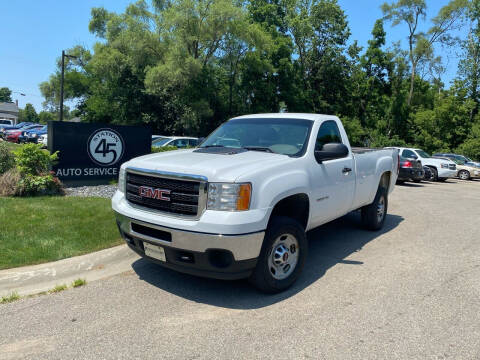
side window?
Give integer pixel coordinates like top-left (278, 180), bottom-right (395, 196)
top-left (173, 139), bottom-right (188, 148)
top-left (189, 139), bottom-right (198, 147)
top-left (402, 149), bottom-right (416, 158)
top-left (315, 121), bottom-right (342, 151)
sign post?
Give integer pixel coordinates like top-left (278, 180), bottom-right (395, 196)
top-left (48, 121), bottom-right (151, 185)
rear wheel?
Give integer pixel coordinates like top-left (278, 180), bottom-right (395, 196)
top-left (458, 170), bottom-right (470, 180)
top-left (249, 217), bottom-right (307, 293)
top-left (361, 186), bottom-right (388, 231)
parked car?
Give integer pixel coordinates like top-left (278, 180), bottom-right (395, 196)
top-left (397, 156), bottom-right (424, 183)
top-left (113, 113), bottom-right (399, 292)
top-left (5, 124), bottom-right (43, 143)
top-left (433, 153), bottom-right (480, 168)
top-left (386, 147), bottom-right (457, 182)
top-left (0, 119), bottom-right (13, 126)
top-left (38, 134), bottom-right (48, 148)
top-left (434, 156), bottom-right (480, 180)
top-left (152, 136), bottom-right (199, 149)
top-left (18, 125), bottom-right (47, 143)
top-left (0, 122), bottom-right (34, 139)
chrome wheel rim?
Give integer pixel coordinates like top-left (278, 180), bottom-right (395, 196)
top-left (459, 171), bottom-right (468, 180)
top-left (267, 234), bottom-right (299, 280)
top-left (377, 196), bottom-right (385, 223)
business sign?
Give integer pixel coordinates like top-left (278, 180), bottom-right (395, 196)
top-left (48, 121), bottom-right (151, 183)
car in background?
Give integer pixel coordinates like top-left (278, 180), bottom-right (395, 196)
top-left (434, 156), bottom-right (480, 180)
top-left (152, 136), bottom-right (199, 149)
top-left (386, 147), bottom-right (457, 182)
top-left (0, 119), bottom-right (13, 126)
top-left (0, 122), bottom-right (34, 139)
top-left (433, 153), bottom-right (480, 168)
top-left (18, 125), bottom-right (47, 143)
top-left (5, 124), bottom-right (43, 143)
top-left (38, 134), bottom-right (48, 148)
top-left (397, 156), bottom-right (424, 184)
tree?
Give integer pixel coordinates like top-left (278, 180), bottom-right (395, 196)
top-left (18, 104), bottom-right (39, 123)
top-left (458, 0), bottom-right (480, 122)
top-left (0, 87), bottom-right (12, 102)
top-left (382, 0), bottom-right (467, 105)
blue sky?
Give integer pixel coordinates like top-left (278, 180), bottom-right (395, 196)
top-left (1, 0), bottom-right (465, 112)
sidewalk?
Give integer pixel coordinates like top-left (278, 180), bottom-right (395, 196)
top-left (0, 245), bottom-right (139, 297)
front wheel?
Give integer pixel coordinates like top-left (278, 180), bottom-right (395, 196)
top-left (249, 217), bottom-right (307, 293)
top-left (429, 167), bottom-right (438, 182)
top-left (361, 186), bottom-right (388, 231)
top-left (458, 170), bottom-right (470, 180)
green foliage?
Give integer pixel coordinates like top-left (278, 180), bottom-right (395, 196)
top-left (0, 142), bottom-right (15, 175)
top-left (17, 173), bottom-right (64, 197)
top-left (14, 143), bottom-right (58, 176)
top-left (72, 278), bottom-right (87, 288)
top-left (18, 103), bottom-right (39, 123)
top-left (37, 0), bottom-right (478, 156)
top-left (151, 145), bottom-right (179, 153)
top-left (0, 87), bottom-right (12, 102)
top-left (0, 291), bottom-right (20, 304)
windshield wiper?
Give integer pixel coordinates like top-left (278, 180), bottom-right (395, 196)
top-left (201, 145), bottom-right (225, 148)
top-left (243, 146), bottom-right (274, 153)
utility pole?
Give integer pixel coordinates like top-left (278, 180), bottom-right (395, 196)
top-left (59, 50), bottom-right (78, 121)
top-left (59, 50), bottom-right (65, 121)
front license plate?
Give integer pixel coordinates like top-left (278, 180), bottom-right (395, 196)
top-left (144, 242), bottom-right (166, 262)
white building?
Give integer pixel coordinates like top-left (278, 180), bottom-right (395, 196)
top-left (0, 102), bottom-right (19, 124)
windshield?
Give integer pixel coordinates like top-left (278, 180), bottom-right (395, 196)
top-left (152, 137), bottom-right (172, 146)
top-left (200, 118), bottom-right (313, 156)
top-left (415, 149), bottom-right (430, 158)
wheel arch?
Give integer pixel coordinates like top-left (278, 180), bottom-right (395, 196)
top-left (268, 193), bottom-right (310, 230)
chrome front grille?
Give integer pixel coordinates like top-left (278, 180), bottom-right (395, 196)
top-left (125, 168), bottom-right (207, 218)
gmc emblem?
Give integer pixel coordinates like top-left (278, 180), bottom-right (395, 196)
top-left (138, 186), bottom-right (171, 201)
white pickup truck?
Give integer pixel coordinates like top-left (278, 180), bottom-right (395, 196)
top-left (113, 113), bottom-right (399, 292)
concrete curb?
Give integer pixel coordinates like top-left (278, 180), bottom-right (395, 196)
top-left (0, 245), bottom-right (139, 297)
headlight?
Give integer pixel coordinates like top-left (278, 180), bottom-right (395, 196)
top-left (32, 133), bottom-right (37, 138)
top-left (118, 167), bottom-right (126, 193)
top-left (441, 163), bottom-right (450, 169)
top-left (207, 183), bottom-right (251, 211)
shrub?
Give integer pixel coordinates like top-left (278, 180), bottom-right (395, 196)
top-left (0, 168), bottom-right (21, 197)
top-left (151, 145), bottom-right (178, 153)
top-left (18, 173), bottom-right (64, 196)
top-left (0, 141), bottom-right (15, 175)
top-left (14, 143), bottom-right (58, 176)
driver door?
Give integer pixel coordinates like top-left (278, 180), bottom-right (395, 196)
top-left (310, 120), bottom-right (355, 228)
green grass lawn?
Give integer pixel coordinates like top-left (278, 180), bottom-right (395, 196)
top-left (2, 140), bottom-right (22, 152)
top-left (0, 196), bottom-right (122, 270)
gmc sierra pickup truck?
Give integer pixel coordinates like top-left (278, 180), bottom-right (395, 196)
top-left (113, 113), bottom-right (399, 292)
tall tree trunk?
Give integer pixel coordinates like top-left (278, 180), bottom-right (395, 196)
top-left (408, 62), bottom-right (415, 106)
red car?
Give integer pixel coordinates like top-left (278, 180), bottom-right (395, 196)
top-left (6, 125), bottom-right (43, 143)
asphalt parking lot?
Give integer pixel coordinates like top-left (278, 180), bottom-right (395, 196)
top-left (1, 179), bottom-right (480, 360)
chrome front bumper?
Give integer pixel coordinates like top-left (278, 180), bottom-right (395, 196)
top-left (115, 211), bottom-right (264, 261)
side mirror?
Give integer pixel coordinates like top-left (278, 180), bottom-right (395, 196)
top-left (315, 143), bottom-right (349, 163)
top-left (411, 154), bottom-right (418, 159)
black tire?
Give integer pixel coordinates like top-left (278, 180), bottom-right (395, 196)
top-left (429, 167), bottom-right (438, 182)
top-left (249, 216), bottom-right (307, 293)
top-left (413, 179), bottom-right (421, 183)
top-left (361, 186), bottom-right (388, 231)
top-left (458, 170), bottom-right (470, 180)
top-left (396, 179), bottom-right (405, 184)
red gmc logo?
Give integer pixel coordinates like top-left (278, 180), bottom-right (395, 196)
top-left (138, 186), bottom-right (171, 201)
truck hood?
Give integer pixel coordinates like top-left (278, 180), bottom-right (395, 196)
top-left (124, 149), bottom-right (296, 182)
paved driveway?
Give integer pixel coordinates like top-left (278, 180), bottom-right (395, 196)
top-left (1, 179), bottom-right (480, 359)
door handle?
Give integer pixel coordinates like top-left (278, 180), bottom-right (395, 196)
top-left (342, 167), bottom-right (352, 174)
